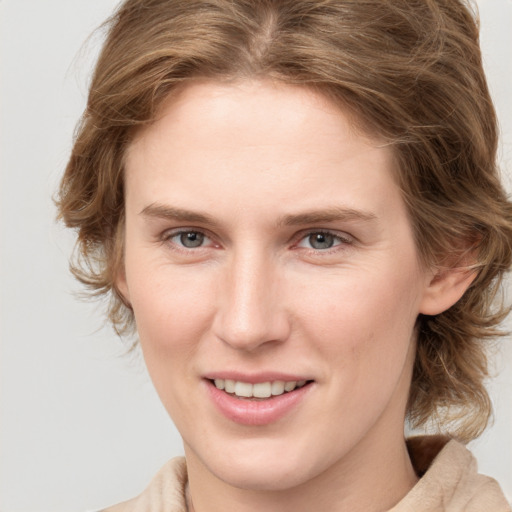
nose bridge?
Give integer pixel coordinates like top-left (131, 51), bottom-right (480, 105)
top-left (214, 244), bottom-right (289, 351)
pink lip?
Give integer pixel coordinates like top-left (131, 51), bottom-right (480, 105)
top-left (203, 371), bottom-right (311, 384)
top-left (204, 379), bottom-right (313, 426)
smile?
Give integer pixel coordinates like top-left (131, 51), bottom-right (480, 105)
top-left (206, 377), bottom-right (314, 425)
top-left (213, 379), bottom-right (308, 398)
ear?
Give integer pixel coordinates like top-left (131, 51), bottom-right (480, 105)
top-left (419, 264), bottom-right (477, 316)
top-left (114, 266), bottom-right (132, 308)
top-left (111, 217), bottom-right (132, 307)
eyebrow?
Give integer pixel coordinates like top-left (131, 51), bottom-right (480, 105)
top-left (140, 204), bottom-right (217, 226)
top-left (278, 207), bottom-right (377, 226)
top-left (140, 203), bottom-right (377, 227)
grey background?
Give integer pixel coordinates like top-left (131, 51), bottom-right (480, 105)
top-left (1, 1), bottom-right (511, 510)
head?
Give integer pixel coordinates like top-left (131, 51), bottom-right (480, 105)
top-left (58, 0), bottom-right (512, 450)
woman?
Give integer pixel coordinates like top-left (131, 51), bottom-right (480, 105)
top-left (58, 0), bottom-right (512, 510)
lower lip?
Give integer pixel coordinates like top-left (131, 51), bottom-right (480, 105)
top-left (205, 380), bottom-right (313, 426)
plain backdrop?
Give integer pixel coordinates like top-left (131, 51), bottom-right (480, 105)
top-left (1, 1), bottom-right (511, 511)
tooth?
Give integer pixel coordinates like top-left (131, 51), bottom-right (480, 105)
top-left (284, 381), bottom-right (297, 392)
top-left (224, 379), bottom-right (235, 393)
top-left (218, 379), bottom-right (305, 397)
top-left (235, 381), bottom-right (253, 397)
top-left (253, 382), bottom-right (272, 398)
top-left (271, 381), bottom-right (285, 396)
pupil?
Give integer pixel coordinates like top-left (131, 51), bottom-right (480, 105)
top-left (310, 233), bottom-right (334, 249)
top-left (180, 232), bottom-right (204, 248)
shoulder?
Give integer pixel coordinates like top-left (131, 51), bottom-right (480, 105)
top-left (390, 436), bottom-right (511, 512)
top-left (99, 457), bottom-right (188, 512)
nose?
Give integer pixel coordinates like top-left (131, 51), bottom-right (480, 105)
top-left (212, 249), bottom-right (291, 352)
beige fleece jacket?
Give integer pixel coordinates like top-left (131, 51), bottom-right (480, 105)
top-left (102, 436), bottom-right (511, 512)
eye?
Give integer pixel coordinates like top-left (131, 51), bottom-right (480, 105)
top-left (306, 232), bottom-right (336, 250)
top-left (166, 230), bottom-right (211, 249)
top-left (297, 231), bottom-right (350, 250)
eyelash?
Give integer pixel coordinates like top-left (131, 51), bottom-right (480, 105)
top-left (295, 230), bottom-right (353, 253)
top-left (160, 228), bottom-right (353, 256)
top-left (161, 229), bottom-right (217, 252)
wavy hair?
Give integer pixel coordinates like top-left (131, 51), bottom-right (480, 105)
top-left (57, 0), bottom-right (512, 441)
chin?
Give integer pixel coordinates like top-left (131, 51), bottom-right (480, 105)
top-left (213, 458), bottom-right (313, 491)
top-left (188, 435), bottom-right (332, 492)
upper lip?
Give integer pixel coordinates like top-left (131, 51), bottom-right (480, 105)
top-left (203, 371), bottom-right (313, 384)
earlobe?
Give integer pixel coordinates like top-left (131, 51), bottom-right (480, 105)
top-left (419, 266), bottom-right (477, 316)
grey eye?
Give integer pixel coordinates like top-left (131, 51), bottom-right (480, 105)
top-left (308, 232), bottom-right (335, 249)
top-left (179, 231), bottom-right (205, 248)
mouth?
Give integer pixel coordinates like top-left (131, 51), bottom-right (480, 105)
top-left (209, 378), bottom-right (311, 400)
top-left (205, 376), bottom-right (314, 425)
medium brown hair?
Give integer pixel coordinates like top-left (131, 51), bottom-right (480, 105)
top-left (57, 0), bottom-right (512, 441)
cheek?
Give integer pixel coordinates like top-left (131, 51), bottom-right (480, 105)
top-left (290, 263), bottom-right (422, 392)
top-left (134, 289), bottom-right (212, 348)
top-left (128, 273), bottom-right (216, 420)
top-left (126, 261), bottom-right (217, 376)
top-left (293, 263), bottom-right (421, 343)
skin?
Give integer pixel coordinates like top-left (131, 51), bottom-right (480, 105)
top-left (118, 80), bottom-right (473, 512)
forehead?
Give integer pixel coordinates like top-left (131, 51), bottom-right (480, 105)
top-left (128, 78), bottom-right (383, 152)
top-left (124, 79), bottom-right (403, 223)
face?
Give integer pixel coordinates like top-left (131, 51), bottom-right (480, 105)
top-left (120, 80), bottom-right (434, 491)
